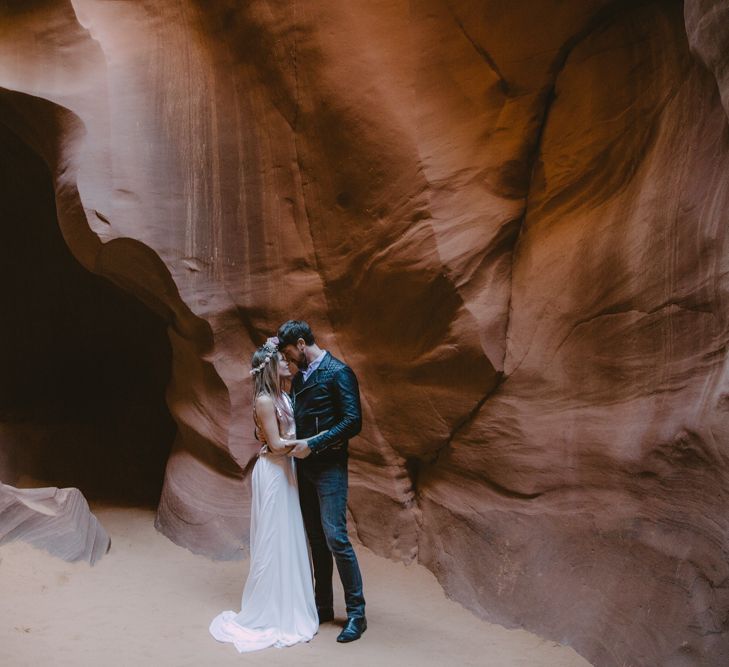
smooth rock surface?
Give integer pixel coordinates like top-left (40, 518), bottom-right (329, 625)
top-left (0, 1), bottom-right (728, 665)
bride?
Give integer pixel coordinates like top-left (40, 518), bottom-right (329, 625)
top-left (209, 340), bottom-right (318, 652)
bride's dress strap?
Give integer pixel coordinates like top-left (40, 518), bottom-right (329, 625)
top-left (280, 392), bottom-right (294, 417)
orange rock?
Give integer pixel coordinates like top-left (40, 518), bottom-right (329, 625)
top-left (1, 1), bottom-right (728, 664)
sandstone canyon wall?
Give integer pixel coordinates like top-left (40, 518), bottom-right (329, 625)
top-left (1, 1), bottom-right (729, 665)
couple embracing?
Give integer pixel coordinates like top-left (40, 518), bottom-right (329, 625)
top-left (209, 320), bottom-right (366, 652)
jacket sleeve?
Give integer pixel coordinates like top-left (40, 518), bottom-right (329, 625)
top-left (307, 365), bottom-right (362, 453)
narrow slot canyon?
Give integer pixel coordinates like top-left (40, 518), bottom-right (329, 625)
top-left (2, 1), bottom-right (729, 665)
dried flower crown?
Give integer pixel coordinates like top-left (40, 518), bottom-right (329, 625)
top-left (249, 337), bottom-right (279, 376)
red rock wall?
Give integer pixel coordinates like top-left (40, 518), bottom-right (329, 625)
top-left (1, 1), bottom-right (728, 664)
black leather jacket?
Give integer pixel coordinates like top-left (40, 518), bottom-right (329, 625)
top-left (291, 352), bottom-right (362, 461)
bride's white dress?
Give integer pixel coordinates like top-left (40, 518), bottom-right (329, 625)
top-left (209, 393), bottom-right (318, 652)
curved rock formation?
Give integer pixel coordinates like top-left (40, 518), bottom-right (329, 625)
top-left (686, 0), bottom-right (729, 119)
top-left (0, 482), bottom-right (109, 564)
top-left (1, 0), bottom-right (729, 664)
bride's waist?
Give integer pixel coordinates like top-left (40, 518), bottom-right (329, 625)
top-left (259, 444), bottom-right (295, 458)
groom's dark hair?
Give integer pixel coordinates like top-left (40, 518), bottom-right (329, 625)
top-left (277, 320), bottom-right (315, 347)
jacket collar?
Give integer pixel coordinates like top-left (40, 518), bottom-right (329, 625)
top-left (294, 351), bottom-right (333, 395)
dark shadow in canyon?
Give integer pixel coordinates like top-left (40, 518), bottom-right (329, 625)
top-left (0, 118), bottom-right (176, 506)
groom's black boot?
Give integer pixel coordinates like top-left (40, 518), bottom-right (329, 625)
top-left (336, 616), bottom-right (367, 643)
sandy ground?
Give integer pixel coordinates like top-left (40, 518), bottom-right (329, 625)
top-left (0, 506), bottom-right (591, 667)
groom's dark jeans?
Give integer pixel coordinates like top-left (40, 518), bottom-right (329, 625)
top-left (297, 458), bottom-right (365, 620)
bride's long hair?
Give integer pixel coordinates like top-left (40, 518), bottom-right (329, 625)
top-left (251, 343), bottom-right (281, 399)
top-left (251, 341), bottom-right (287, 414)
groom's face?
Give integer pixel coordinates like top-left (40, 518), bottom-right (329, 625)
top-left (281, 341), bottom-right (307, 371)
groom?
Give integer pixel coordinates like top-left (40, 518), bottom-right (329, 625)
top-left (277, 320), bottom-right (367, 643)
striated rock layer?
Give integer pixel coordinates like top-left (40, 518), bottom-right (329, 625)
top-left (1, 0), bottom-right (729, 664)
top-left (0, 482), bottom-right (109, 564)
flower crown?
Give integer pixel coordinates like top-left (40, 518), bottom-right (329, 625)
top-left (249, 337), bottom-right (279, 376)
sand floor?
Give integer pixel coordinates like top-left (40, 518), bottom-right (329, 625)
top-left (0, 506), bottom-right (591, 667)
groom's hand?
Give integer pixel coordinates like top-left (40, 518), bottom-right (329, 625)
top-left (288, 440), bottom-right (312, 459)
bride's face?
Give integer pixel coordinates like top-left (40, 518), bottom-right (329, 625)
top-left (277, 352), bottom-right (293, 380)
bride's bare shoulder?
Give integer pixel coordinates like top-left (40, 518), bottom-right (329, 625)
top-left (254, 394), bottom-right (274, 411)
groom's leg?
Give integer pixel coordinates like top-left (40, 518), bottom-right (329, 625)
top-left (316, 460), bottom-right (365, 620)
top-left (297, 462), bottom-right (334, 614)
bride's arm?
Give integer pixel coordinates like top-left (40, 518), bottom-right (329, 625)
top-left (255, 395), bottom-right (294, 454)
top-left (286, 430), bottom-right (328, 456)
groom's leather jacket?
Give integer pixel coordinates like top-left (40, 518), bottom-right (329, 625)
top-left (291, 352), bottom-right (362, 462)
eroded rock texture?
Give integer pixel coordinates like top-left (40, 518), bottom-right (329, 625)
top-left (1, 1), bottom-right (728, 664)
top-left (0, 482), bottom-right (109, 564)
